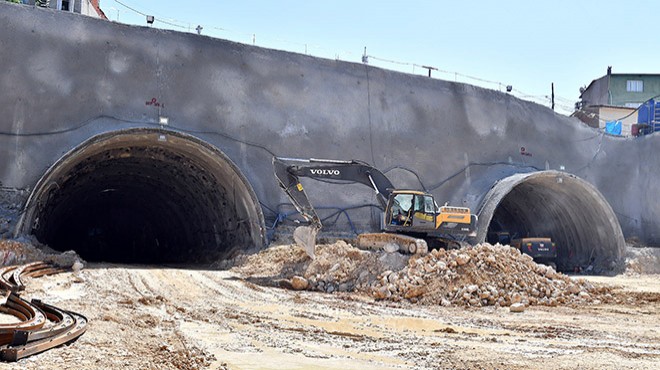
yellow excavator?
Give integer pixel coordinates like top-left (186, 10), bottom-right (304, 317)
top-left (273, 157), bottom-right (477, 257)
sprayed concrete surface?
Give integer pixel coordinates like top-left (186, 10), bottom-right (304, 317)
top-left (4, 241), bottom-right (657, 370)
top-left (0, 5), bottom-right (658, 368)
top-left (0, 3), bottom-right (659, 272)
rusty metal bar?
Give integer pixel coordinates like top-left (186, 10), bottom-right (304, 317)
top-left (10, 299), bottom-right (75, 345)
top-left (0, 262), bottom-right (88, 361)
top-left (0, 293), bottom-right (46, 347)
top-left (0, 266), bottom-right (18, 291)
top-left (0, 262), bottom-right (68, 292)
top-left (23, 266), bottom-right (68, 279)
top-left (0, 310), bottom-right (88, 361)
top-left (12, 262), bottom-right (49, 291)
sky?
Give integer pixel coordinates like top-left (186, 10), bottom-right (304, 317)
top-left (107, 0), bottom-right (658, 116)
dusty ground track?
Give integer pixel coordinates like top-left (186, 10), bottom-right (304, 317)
top-left (2, 243), bottom-right (657, 370)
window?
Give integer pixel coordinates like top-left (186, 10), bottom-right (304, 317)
top-left (413, 195), bottom-right (425, 213)
top-left (392, 194), bottom-right (413, 213)
top-left (423, 196), bottom-right (435, 213)
top-left (627, 80), bottom-right (643, 92)
top-left (57, 0), bottom-right (73, 11)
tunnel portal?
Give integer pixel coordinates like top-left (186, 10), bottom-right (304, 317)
top-left (477, 171), bottom-right (625, 273)
top-left (18, 129), bottom-right (265, 265)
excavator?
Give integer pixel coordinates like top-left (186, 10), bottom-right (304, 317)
top-left (273, 157), bottom-right (477, 257)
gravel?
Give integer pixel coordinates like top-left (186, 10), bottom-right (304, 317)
top-left (233, 240), bottom-right (613, 308)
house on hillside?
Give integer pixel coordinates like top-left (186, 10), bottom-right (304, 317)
top-left (18, 1), bottom-right (106, 19)
top-left (575, 67), bottom-right (660, 136)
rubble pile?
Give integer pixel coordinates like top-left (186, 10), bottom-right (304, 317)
top-left (229, 242), bottom-right (311, 277)
top-left (235, 241), bottom-right (612, 309)
top-left (232, 241), bottom-right (406, 293)
top-left (302, 240), bottom-right (407, 293)
top-left (0, 239), bottom-right (47, 265)
top-left (370, 243), bottom-right (607, 307)
top-left (0, 238), bottom-right (83, 268)
top-left (625, 244), bottom-right (660, 274)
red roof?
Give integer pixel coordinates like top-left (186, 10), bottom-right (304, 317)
top-left (91, 0), bottom-right (107, 20)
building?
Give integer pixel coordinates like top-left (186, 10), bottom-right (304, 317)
top-left (573, 104), bottom-right (637, 136)
top-left (580, 67), bottom-right (660, 108)
top-left (575, 67), bottom-right (660, 136)
top-left (20, 0), bottom-right (106, 19)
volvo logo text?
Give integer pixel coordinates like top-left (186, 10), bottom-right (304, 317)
top-left (310, 169), bottom-right (340, 176)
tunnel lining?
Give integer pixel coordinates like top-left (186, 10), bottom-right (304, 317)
top-left (17, 128), bottom-right (266, 264)
top-left (477, 171), bottom-right (625, 273)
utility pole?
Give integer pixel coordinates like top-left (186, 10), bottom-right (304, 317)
top-left (422, 66), bottom-right (437, 78)
top-left (551, 83), bottom-right (555, 111)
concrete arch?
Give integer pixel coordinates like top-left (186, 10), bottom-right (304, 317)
top-left (476, 171), bottom-right (625, 273)
top-left (17, 128), bottom-right (265, 264)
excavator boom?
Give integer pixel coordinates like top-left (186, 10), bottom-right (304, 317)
top-left (273, 157), bottom-right (395, 257)
top-left (273, 157), bottom-right (395, 226)
top-left (273, 156), bottom-right (476, 257)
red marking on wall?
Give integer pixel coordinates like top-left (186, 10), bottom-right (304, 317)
top-left (146, 98), bottom-right (164, 108)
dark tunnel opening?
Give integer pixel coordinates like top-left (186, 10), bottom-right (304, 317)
top-left (19, 129), bottom-right (265, 265)
top-left (477, 171), bottom-right (625, 274)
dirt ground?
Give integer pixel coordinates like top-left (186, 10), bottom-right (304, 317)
top-left (1, 242), bottom-right (659, 370)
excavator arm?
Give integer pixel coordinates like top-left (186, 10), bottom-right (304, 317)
top-left (273, 157), bottom-right (395, 256)
top-left (273, 157), bottom-right (395, 226)
top-left (273, 156), bottom-right (477, 257)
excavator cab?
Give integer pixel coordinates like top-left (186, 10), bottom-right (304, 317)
top-left (385, 190), bottom-right (476, 237)
top-left (388, 193), bottom-right (413, 226)
top-left (386, 191), bottom-right (437, 229)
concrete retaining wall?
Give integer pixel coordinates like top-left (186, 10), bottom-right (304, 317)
top-left (0, 3), bottom-right (657, 252)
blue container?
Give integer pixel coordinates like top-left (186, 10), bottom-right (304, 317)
top-left (654, 102), bottom-right (660, 132)
top-left (637, 99), bottom-right (654, 124)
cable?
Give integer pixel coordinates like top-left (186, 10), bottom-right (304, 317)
top-left (0, 114), bottom-right (281, 161)
top-left (364, 64), bottom-right (376, 167)
top-left (610, 93), bottom-right (660, 122)
top-left (570, 93), bottom-right (660, 140)
top-left (368, 55), bottom-right (414, 67)
top-left (574, 131), bottom-right (605, 173)
top-left (114, 0), bottom-right (192, 30)
top-left (113, 0), bottom-right (146, 17)
top-left (367, 53), bottom-right (579, 115)
top-left (113, 0), bottom-right (572, 114)
top-left (166, 124), bottom-right (278, 157)
top-left (0, 113), bottom-right (548, 195)
top-left (273, 203), bottom-right (382, 236)
top-left (382, 165), bottom-right (427, 190)
top-left (154, 18), bottom-right (188, 30)
top-left (426, 161), bottom-right (543, 192)
top-left (259, 201), bottom-right (279, 217)
top-left (0, 116), bottom-right (99, 137)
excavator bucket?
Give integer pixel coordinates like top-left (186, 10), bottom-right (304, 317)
top-left (293, 225), bottom-right (318, 258)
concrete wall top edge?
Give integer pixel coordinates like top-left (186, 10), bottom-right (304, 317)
top-left (1, 2), bottom-right (658, 245)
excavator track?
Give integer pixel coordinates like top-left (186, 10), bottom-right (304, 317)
top-left (357, 233), bottom-right (429, 255)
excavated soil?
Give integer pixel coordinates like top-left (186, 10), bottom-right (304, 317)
top-left (1, 239), bottom-right (659, 369)
top-left (233, 241), bottom-right (613, 308)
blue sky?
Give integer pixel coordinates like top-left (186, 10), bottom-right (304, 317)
top-left (108, 0), bottom-right (656, 115)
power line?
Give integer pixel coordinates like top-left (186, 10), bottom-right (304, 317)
top-left (113, 0), bottom-right (146, 17)
top-left (365, 53), bottom-right (577, 114)
top-left (112, 0), bottom-right (575, 113)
